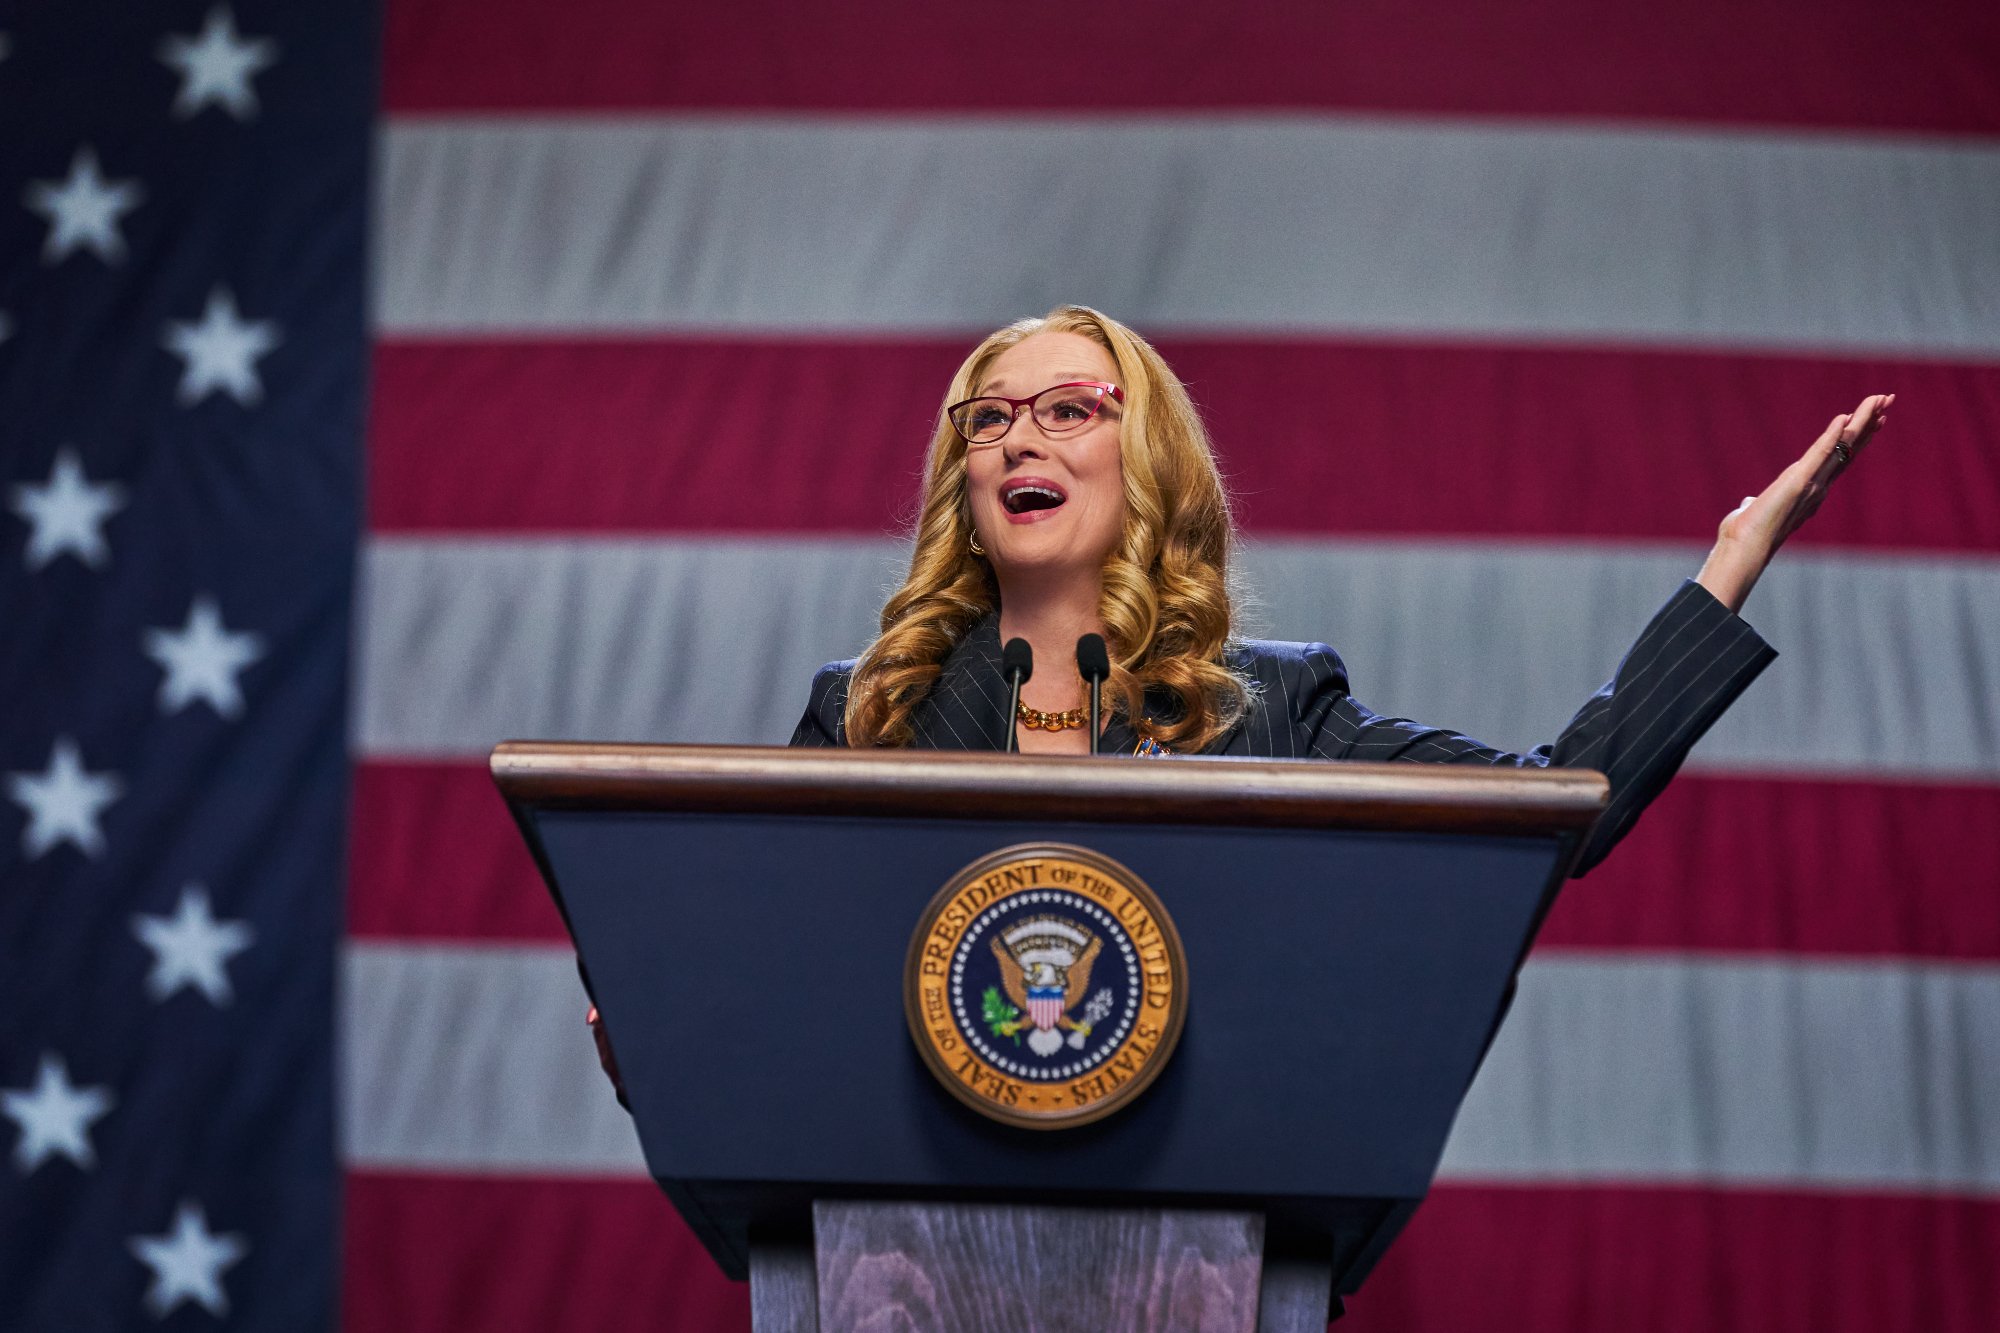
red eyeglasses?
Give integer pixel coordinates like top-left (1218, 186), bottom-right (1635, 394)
top-left (945, 382), bottom-right (1124, 446)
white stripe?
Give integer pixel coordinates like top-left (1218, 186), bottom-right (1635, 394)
top-left (376, 116), bottom-right (2000, 355)
top-left (339, 942), bottom-right (2000, 1191)
top-left (352, 536), bottom-right (906, 755)
top-left (353, 535), bottom-right (2000, 779)
top-left (339, 943), bottom-right (645, 1173)
top-left (1441, 953), bottom-right (2000, 1190)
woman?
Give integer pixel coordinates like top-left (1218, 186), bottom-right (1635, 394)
top-left (593, 304), bottom-right (1888, 1092)
top-left (788, 304), bottom-right (1890, 875)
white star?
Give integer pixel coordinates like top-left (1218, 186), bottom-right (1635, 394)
top-left (2, 1053), bottom-right (113, 1175)
top-left (133, 885), bottom-right (254, 1006)
top-left (143, 595), bottom-right (264, 718)
top-left (161, 287), bottom-right (280, 407)
top-left (6, 737), bottom-right (121, 860)
top-left (10, 448), bottom-right (126, 570)
top-left (158, 7), bottom-right (278, 121)
top-left (22, 146), bottom-right (144, 265)
top-left (128, 1200), bottom-right (248, 1319)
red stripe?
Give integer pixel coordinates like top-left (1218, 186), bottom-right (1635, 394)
top-left (380, 0), bottom-right (2000, 135)
top-left (366, 338), bottom-right (1997, 551)
top-left (349, 761), bottom-right (2000, 959)
top-left (1344, 1185), bottom-right (2000, 1333)
top-left (1538, 773), bottom-right (2000, 958)
top-left (347, 762), bottom-right (566, 942)
top-left (339, 1173), bottom-right (1999, 1332)
top-left (341, 1172), bottom-right (746, 1333)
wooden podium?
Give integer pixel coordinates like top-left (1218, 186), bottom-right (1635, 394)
top-left (493, 742), bottom-right (1606, 1331)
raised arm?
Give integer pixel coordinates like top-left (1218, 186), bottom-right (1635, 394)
top-left (1285, 393), bottom-right (1891, 874)
top-left (1281, 578), bottom-right (1774, 876)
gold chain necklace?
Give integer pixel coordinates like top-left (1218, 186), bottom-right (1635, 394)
top-left (1015, 698), bottom-right (1088, 732)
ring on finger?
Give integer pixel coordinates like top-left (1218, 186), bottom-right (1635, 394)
top-left (1832, 439), bottom-right (1853, 466)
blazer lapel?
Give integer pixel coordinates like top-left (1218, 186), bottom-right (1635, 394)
top-left (1098, 709), bottom-right (1141, 756)
top-left (1100, 684), bottom-right (1198, 756)
top-left (908, 614), bottom-right (1013, 752)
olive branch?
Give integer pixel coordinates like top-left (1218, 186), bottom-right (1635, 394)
top-left (982, 986), bottom-right (1025, 1043)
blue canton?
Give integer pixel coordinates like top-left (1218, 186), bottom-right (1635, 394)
top-left (0, 3), bottom-right (369, 1326)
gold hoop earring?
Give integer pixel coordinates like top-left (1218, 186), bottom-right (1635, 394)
top-left (968, 532), bottom-right (986, 557)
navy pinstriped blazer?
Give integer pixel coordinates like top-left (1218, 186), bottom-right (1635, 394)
top-left (790, 580), bottom-right (1776, 877)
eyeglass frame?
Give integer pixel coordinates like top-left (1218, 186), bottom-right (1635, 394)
top-left (944, 381), bottom-right (1125, 446)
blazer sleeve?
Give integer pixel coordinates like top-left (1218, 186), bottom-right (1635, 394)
top-left (1289, 579), bottom-right (1777, 876)
top-left (788, 660), bottom-right (854, 747)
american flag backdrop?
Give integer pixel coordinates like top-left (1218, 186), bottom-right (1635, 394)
top-left (6, 1), bottom-right (2000, 1330)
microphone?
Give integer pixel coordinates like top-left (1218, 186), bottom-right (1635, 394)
top-left (1001, 638), bottom-right (1033, 753)
top-left (1075, 634), bottom-right (1110, 755)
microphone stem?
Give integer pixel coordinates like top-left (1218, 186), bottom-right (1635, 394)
top-left (1088, 676), bottom-right (1102, 755)
top-left (1006, 672), bottom-right (1024, 753)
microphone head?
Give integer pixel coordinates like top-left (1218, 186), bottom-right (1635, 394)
top-left (1001, 637), bottom-right (1034, 684)
top-left (1075, 633), bottom-right (1110, 682)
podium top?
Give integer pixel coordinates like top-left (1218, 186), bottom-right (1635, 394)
top-left (491, 741), bottom-right (1606, 836)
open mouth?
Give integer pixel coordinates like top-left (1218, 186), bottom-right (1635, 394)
top-left (1001, 480), bottom-right (1068, 517)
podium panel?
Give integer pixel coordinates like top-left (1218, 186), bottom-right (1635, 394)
top-left (498, 744), bottom-right (1605, 1297)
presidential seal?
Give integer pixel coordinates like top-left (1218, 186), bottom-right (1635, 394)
top-left (904, 843), bottom-right (1188, 1129)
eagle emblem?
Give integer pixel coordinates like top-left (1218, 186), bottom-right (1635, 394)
top-left (987, 916), bottom-right (1115, 1057)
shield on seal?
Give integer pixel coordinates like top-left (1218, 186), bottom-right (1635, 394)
top-left (1027, 987), bottom-right (1066, 1031)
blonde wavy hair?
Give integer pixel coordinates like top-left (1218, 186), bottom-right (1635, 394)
top-left (843, 305), bottom-right (1249, 751)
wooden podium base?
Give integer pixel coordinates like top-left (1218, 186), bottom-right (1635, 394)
top-left (750, 1202), bottom-right (1333, 1332)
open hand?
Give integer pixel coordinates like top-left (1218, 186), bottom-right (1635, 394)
top-left (587, 1005), bottom-right (628, 1106)
top-left (1697, 393), bottom-right (1892, 612)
